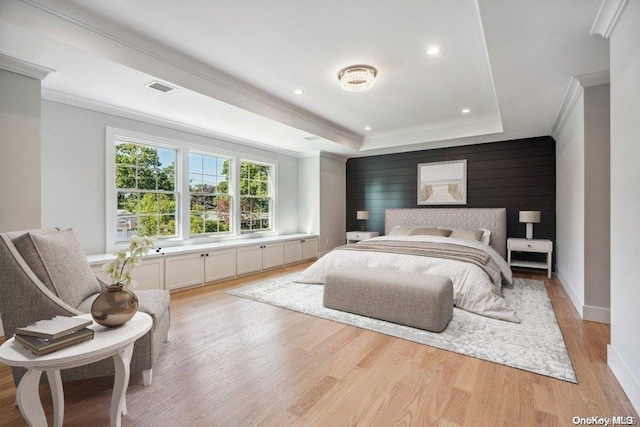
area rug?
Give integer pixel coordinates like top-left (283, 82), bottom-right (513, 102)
top-left (227, 274), bottom-right (576, 383)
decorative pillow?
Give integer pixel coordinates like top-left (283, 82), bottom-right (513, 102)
top-left (388, 226), bottom-right (415, 236)
top-left (449, 228), bottom-right (484, 242)
top-left (410, 228), bottom-right (452, 237)
top-left (28, 229), bottom-right (102, 309)
top-left (480, 229), bottom-right (491, 245)
top-left (389, 226), bottom-right (452, 237)
top-left (13, 228), bottom-right (63, 296)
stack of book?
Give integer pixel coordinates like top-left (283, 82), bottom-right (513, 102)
top-left (14, 316), bottom-right (94, 356)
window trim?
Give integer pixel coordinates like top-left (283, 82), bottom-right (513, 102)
top-left (106, 127), bottom-right (278, 252)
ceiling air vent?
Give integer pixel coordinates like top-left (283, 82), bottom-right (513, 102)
top-left (304, 136), bottom-right (321, 141)
top-left (145, 81), bottom-right (177, 93)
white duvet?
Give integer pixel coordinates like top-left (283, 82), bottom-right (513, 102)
top-left (297, 235), bottom-right (520, 323)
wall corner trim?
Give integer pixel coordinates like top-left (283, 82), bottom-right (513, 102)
top-left (0, 54), bottom-right (55, 80)
top-left (555, 270), bottom-right (584, 318)
top-left (608, 345), bottom-right (640, 413)
top-left (590, 0), bottom-right (629, 38)
top-left (551, 70), bottom-right (610, 138)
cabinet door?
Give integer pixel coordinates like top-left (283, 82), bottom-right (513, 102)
top-left (262, 243), bottom-right (284, 269)
top-left (284, 241), bottom-right (302, 264)
top-left (205, 249), bottom-right (236, 283)
top-left (131, 257), bottom-right (165, 290)
top-left (302, 238), bottom-right (318, 260)
top-left (91, 258), bottom-right (164, 290)
top-left (236, 245), bottom-right (263, 275)
top-left (165, 253), bottom-right (204, 290)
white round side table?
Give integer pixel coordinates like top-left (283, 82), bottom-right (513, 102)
top-left (0, 312), bottom-right (152, 427)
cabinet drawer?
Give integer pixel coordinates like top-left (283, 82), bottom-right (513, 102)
top-left (346, 232), bottom-right (377, 240)
top-left (508, 239), bottom-right (552, 252)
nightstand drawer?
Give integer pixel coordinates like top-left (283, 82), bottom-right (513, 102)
top-left (508, 238), bottom-right (552, 252)
top-left (346, 231), bottom-right (379, 242)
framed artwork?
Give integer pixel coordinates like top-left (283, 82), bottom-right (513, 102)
top-left (417, 159), bottom-right (467, 205)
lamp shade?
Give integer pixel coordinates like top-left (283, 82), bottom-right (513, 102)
top-left (356, 210), bottom-right (370, 220)
top-left (519, 210), bottom-right (541, 223)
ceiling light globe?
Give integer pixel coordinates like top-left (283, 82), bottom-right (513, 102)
top-left (427, 47), bottom-right (441, 55)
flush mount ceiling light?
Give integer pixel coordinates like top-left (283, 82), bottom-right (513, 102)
top-left (427, 46), bottom-right (441, 55)
top-left (294, 89), bottom-right (304, 95)
top-left (337, 65), bottom-right (377, 92)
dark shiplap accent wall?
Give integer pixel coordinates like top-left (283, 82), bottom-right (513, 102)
top-left (346, 136), bottom-right (556, 265)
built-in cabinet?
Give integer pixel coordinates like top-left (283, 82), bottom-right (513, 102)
top-left (237, 243), bottom-right (284, 275)
top-left (284, 239), bottom-right (318, 264)
top-left (165, 249), bottom-right (237, 290)
top-left (88, 236), bottom-right (318, 292)
top-left (91, 256), bottom-right (165, 291)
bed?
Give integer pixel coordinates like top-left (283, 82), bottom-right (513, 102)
top-left (296, 208), bottom-right (519, 323)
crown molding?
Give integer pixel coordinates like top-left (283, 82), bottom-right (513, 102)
top-left (0, 53), bottom-right (55, 80)
top-left (296, 150), bottom-right (349, 163)
top-left (42, 88), bottom-right (305, 159)
top-left (6, 0), bottom-right (361, 150)
top-left (590, 0), bottom-right (629, 38)
top-left (551, 70), bottom-right (610, 138)
top-left (319, 151), bottom-right (349, 163)
top-left (361, 115), bottom-right (503, 151)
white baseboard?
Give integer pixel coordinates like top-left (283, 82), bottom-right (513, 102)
top-left (608, 344), bottom-right (640, 414)
top-left (0, 319), bottom-right (3, 337)
top-left (555, 270), bottom-right (583, 317)
top-left (583, 304), bottom-right (611, 323)
top-left (556, 270), bottom-right (610, 323)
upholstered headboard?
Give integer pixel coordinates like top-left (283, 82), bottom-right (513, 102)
top-left (385, 208), bottom-right (508, 259)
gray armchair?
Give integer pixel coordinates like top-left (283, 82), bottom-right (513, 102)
top-left (0, 228), bottom-right (170, 386)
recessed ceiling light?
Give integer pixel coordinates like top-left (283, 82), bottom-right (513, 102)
top-left (427, 46), bottom-right (441, 55)
top-left (294, 89), bottom-right (304, 95)
top-left (462, 108), bottom-right (471, 113)
top-left (364, 126), bottom-right (371, 131)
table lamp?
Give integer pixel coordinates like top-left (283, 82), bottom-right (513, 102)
top-left (519, 210), bottom-right (541, 240)
top-left (356, 210), bottom-right (370, 232)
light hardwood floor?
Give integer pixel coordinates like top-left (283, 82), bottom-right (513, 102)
top-left (0, 263), bottom-right (637, 426)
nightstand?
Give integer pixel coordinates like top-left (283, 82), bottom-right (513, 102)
top-left (507, 238), bottom-right (553, 278)
top-left (346, 231), bottom-right (379, 244)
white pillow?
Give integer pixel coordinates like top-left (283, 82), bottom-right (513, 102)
top-left (480, 228), bottom-right (491, 245)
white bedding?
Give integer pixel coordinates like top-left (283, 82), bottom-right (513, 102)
top-left (297, 235), bottom-right (519, 323)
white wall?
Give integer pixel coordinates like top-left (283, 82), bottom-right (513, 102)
top-left (0, 69), bottom-right (41, 232)
top-left (555, 82), bottom-right (611, 323)
top-left (608, 0), bottom-right (640, 413)
top-left (297, 155), bottom-right (320, 235)
top-left (41, 100), bottom-right (300, 254)
top-left (319, 154), bottom-right (346, 255)
top-left (583, 84), bottom-right (610, 317)
top-left (556, 91), bottom-right (585, 313)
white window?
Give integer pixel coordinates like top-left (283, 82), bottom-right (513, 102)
top-left (114, 141), bottom-right (178, 242)
top-left (240, 161), bottom-right (273, 232)
top-left (189, 152), bottom-right (232, 236)
top-left (106, 128), bottom-right (277, 250)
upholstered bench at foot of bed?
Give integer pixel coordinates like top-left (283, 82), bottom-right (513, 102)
top-left (323, 269), bottom-right (453, 333)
